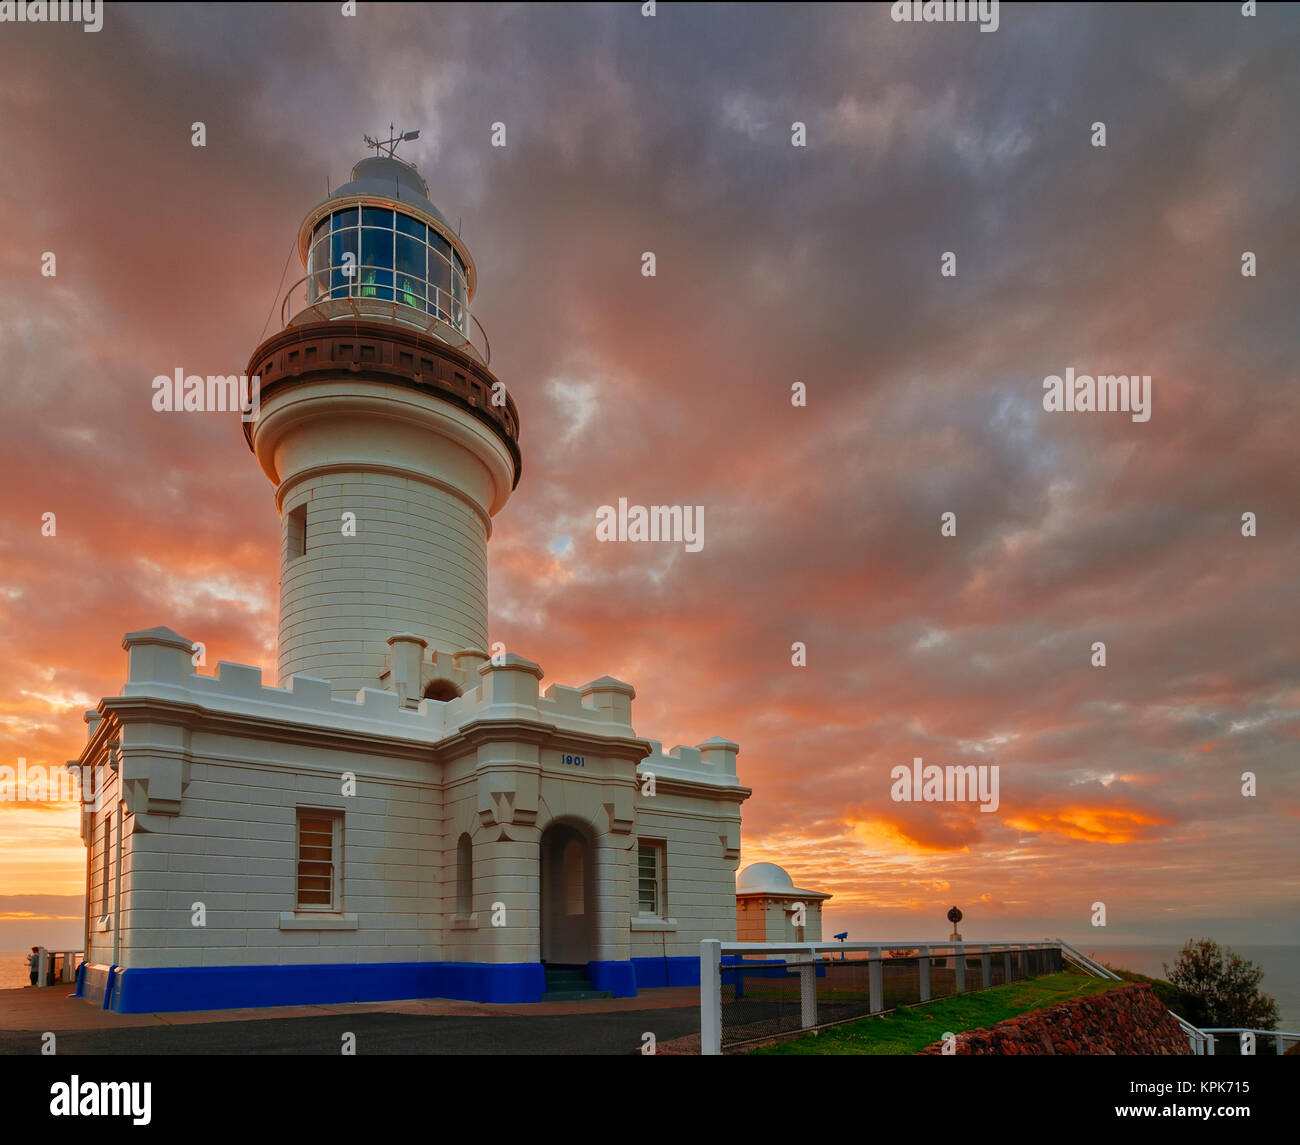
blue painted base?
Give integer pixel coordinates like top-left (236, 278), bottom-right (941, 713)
top-left (441, 961), bottom-right (547, 1004)
top-left (586, 960), bottom-right (637, 997)
top-left (95, 960), bottom-right (553, 1014)
top-left (630, 955), bottom-right (700, 989)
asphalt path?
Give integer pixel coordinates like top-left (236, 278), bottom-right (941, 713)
top-left (0, 1005), bottom-right (699, 1055)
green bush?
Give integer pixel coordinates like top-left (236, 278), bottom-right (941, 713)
top-left (1163, 939), bottom-right (1279, 1031)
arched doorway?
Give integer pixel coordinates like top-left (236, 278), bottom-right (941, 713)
top-left (539, 822), bottom-right (593, 965)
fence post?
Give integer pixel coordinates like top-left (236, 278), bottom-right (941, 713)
top-left (799, 957), bottom-right (817, 1029)
top-left (868, 947), bottom-right (883, 1013)
top-left (919, 945), bottom-right (931, 1002)
top-left (1002, 946), bottom-right (1011, 984)
top-left (981, 944), bottom-right (991, 989)
top-left (1206, 1033), bottom-right (1215, 1056)
top-left (955, 943), bottom-right (966, 992)
top-left (700, 939), bottom-right (722, 1056)
top-left (1278, 1034), bottom-right (1286, 1056)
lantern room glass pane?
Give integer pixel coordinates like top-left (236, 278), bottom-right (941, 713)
top-left (308, 237), bottom-right (330, 278)
top-left (332, 207), bottom-right (358, 230)
top-left (361, 206), bottom-right (394, 229)
top-left (395, 234), bottom-right (425, 311)
top-left (395, 213), bottom-right (425, 242)
top-left (361, 227), bottom-right (393, 273)
top-left (359, 267), bottom-right (393, 302)
top-left (429, 257), bottom-right (452, 318)
top-left (395, 233), bottom-right (424, 279)
top-left (429, 230), bottom-right (451, 260)
top-left (330, 228), bottom-right (358, 296)
top-left (308, 237), bottom-right (331, 303)
top-left (453, 269), bottom-right (469, 331)
top-left (396, 274), bottom-right (424, 310)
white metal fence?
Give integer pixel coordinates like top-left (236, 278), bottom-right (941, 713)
top-left (1197, 1028), bottom-right (1300, 1056)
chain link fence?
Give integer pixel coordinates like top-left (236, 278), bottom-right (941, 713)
top-left (706, 941), bottom-right (1063, 1052)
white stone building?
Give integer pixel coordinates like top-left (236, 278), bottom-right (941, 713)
top-left (72, 151), bottom-right (750, 1012)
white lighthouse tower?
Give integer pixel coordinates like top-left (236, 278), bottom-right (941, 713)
top-left (73, 139), bottom-right (751, 1014)
top-left (246, 144), bottom-right (521, 697)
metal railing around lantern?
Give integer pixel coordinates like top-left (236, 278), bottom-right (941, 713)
top-left (280, 269), bottom-right (491, 367)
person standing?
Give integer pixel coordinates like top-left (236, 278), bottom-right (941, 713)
top-left (27, 947), bottom-right (39, 987)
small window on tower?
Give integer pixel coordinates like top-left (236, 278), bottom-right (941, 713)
top-left (288, 504), bottom-right (307, 560)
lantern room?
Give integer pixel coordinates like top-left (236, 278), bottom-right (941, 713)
top-left (281, 153), bottom-right (488, 364)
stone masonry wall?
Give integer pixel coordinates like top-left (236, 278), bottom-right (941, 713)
top-left (917, 984), bottom-right (1192, 1055)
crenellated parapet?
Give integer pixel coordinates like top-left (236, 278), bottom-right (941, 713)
top-left (638, 736), bottom-right (741, 788)
top-left (102, 628), bottom-right (740, 795)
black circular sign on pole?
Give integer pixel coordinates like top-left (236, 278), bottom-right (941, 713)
top-left (947, 906), bottom-right (963, 925)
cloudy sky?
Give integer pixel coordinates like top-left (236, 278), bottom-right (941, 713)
top-left (1, 2), bottom-right (1298, 949)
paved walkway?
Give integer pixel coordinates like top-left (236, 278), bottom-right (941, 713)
top-left (0, 986), bottom-right (701, 1055)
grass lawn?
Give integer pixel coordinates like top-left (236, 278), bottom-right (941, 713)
top-left (747, 971), bottom-right (1130, 1055)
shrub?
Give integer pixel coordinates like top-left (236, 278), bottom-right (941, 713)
top-left (1163, 939), bottom-right (1279, 1030)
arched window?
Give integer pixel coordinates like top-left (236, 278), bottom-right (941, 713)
top-left (424, 679), bottom-right (462, 703)
top-left (456, 832), bottom-right (473, 917)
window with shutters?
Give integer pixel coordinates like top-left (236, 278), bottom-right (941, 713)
top-left (637, 840), bottom-right (665, 917)
top-left (296, 811), bottom-right (342, 911)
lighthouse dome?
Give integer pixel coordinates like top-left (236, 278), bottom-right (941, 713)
top-left (328, 155), bottom-right (454, 232)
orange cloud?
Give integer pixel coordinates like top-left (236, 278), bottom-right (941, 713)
top-left (847, 815), bottom-right (971, 856)
top-left (1005, 805), bottom-right (1170, 844)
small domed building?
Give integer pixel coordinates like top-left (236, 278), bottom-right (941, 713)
top-left (735, 862), bottom-right (831, 943)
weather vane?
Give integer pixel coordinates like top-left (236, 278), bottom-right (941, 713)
top-left (363, 123), bottom-right (420, 158)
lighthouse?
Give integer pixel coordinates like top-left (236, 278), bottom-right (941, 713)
top-left (245, 145), bottom-right (521, 697)
top-left (73, 139), bottom-right (751, 1014)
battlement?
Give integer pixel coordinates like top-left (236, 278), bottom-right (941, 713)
top-left (107, 626), bottom-right (740, 785)
top-left (640, 737), bottom-right (741, 787)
